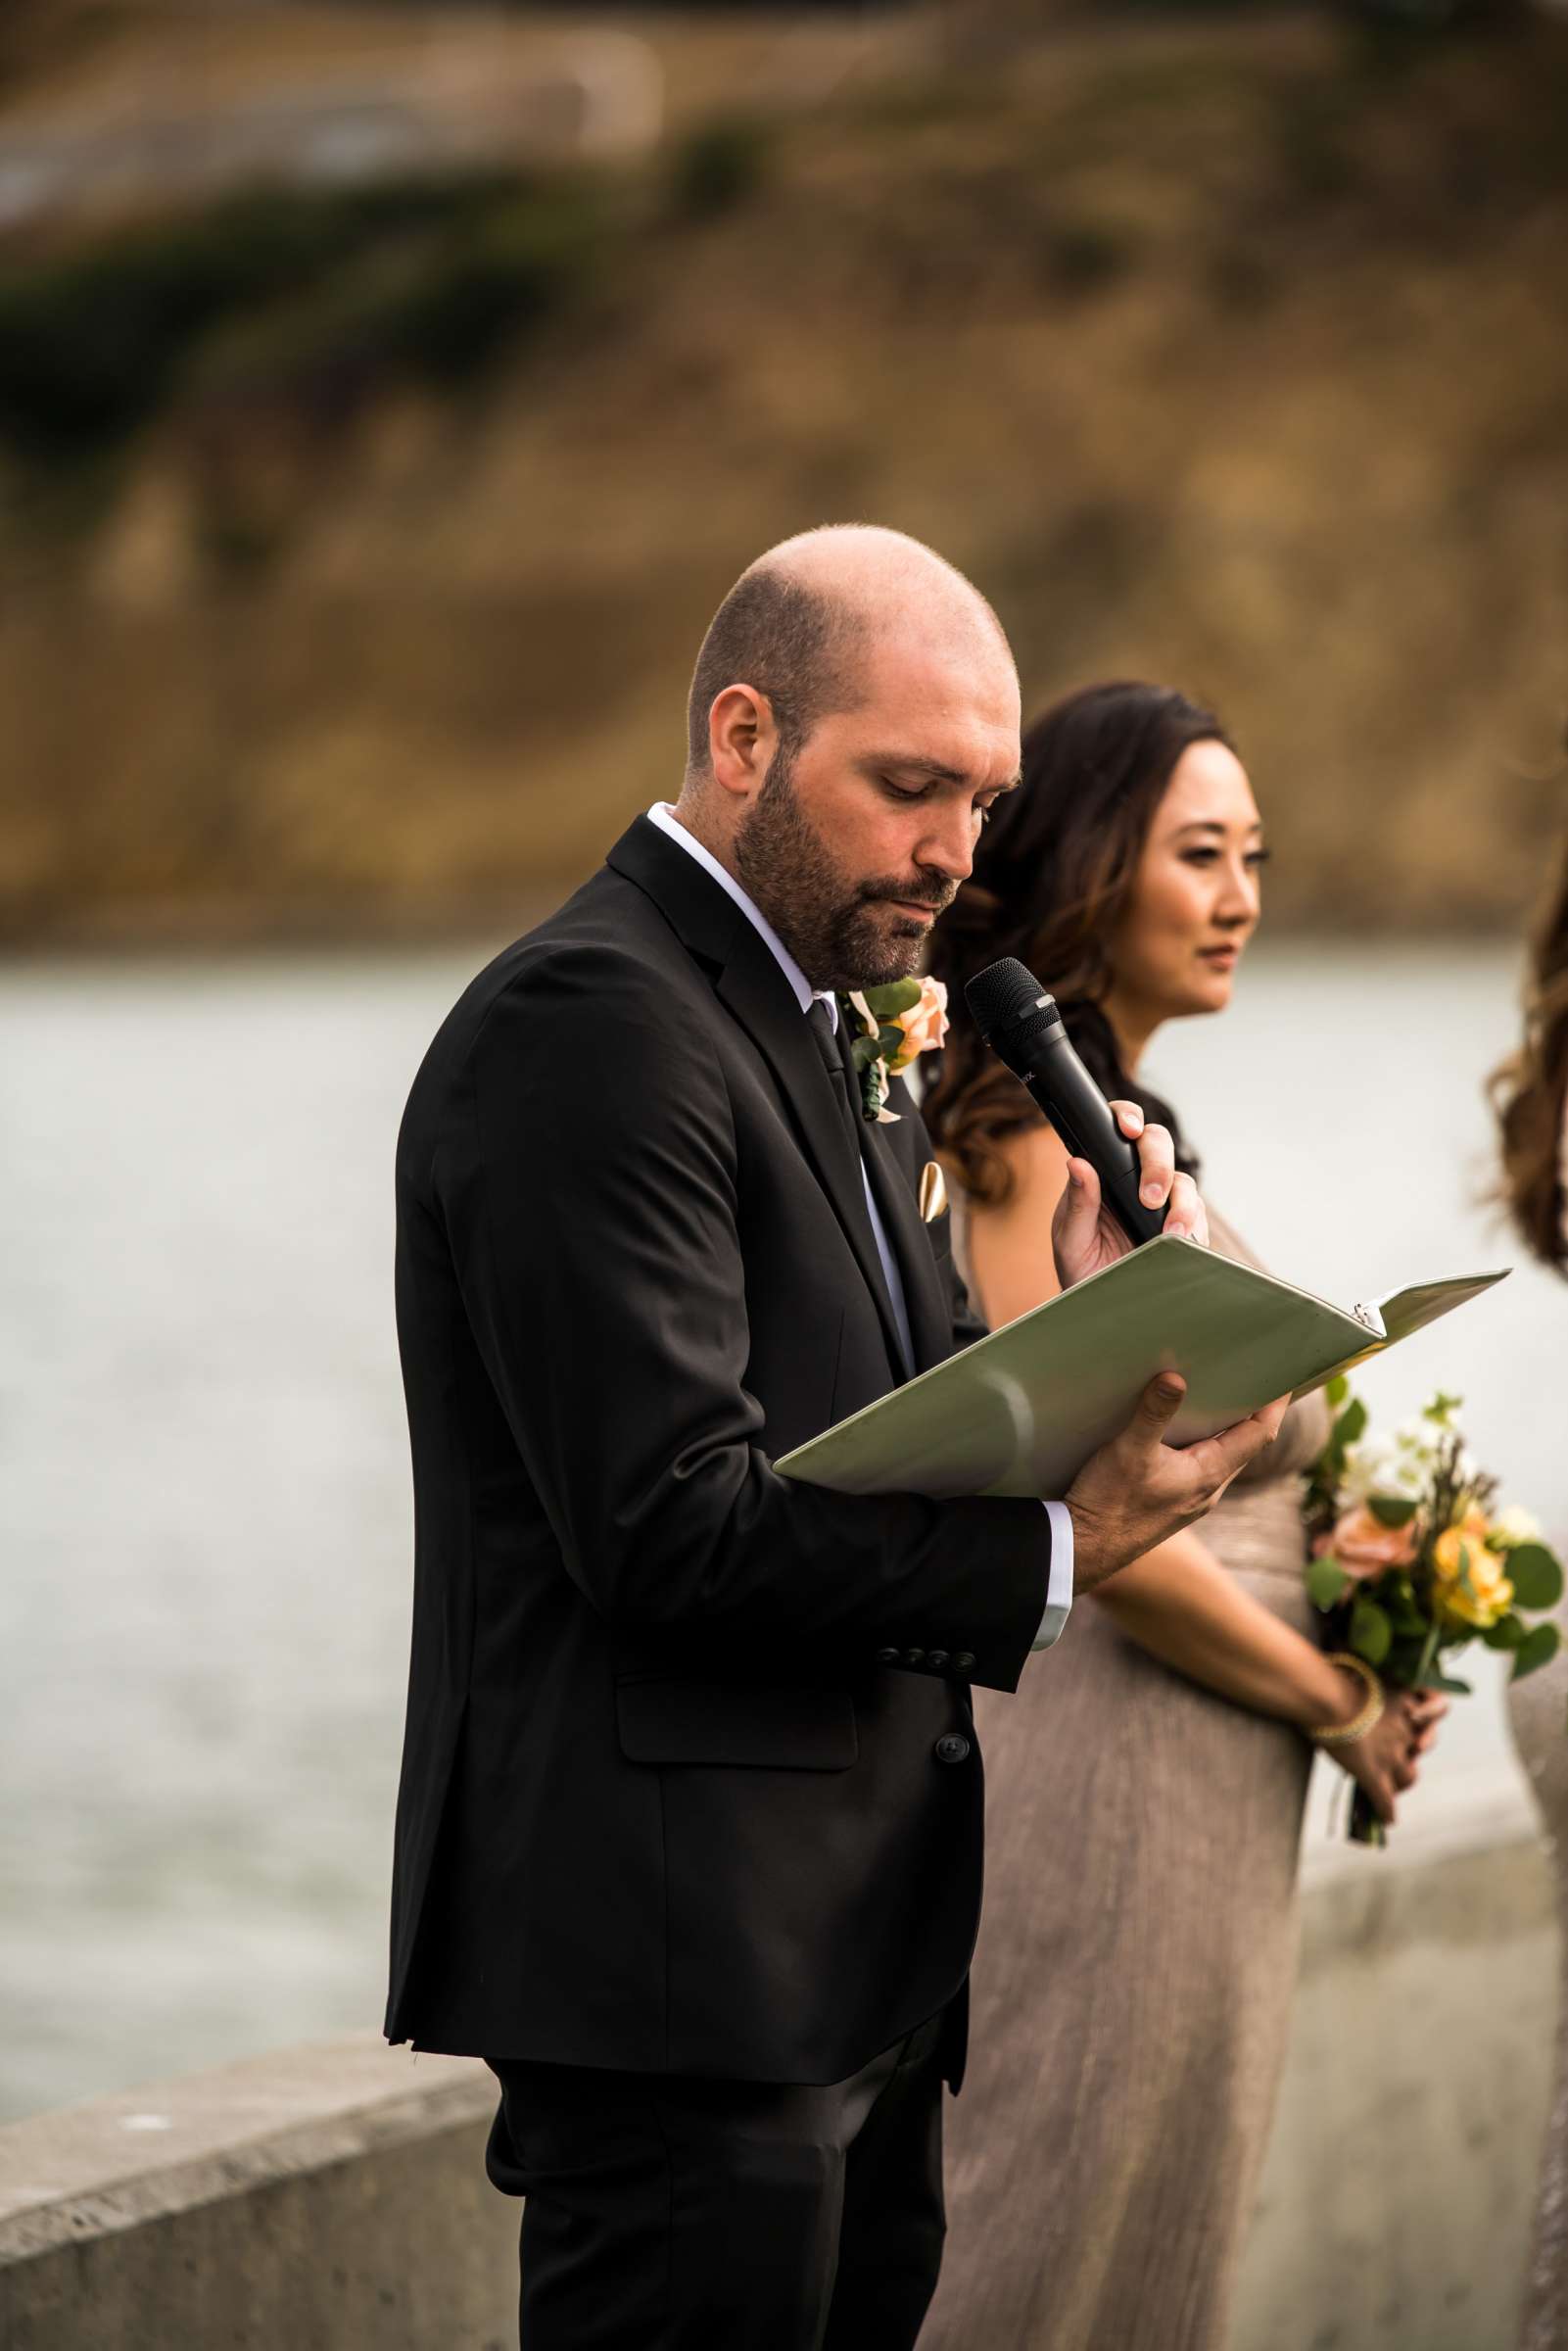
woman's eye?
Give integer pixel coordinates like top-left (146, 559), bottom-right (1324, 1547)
top-left (1247, 848), bottom-right (1272, 869)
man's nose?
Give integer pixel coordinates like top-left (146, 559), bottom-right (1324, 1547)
top-left (917, 804), bottom-right (975, 884)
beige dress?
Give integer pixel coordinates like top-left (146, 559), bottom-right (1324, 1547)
top-left (922, 1207), bottom-right (1330, 2351)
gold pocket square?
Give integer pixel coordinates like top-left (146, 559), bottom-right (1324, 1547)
top-left (919, 1160), bottom-right (948, 1223)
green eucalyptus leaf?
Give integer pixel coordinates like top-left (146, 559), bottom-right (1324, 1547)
top-left (849, 1034), bottom-right (880, 1071)
top-left (1350, 1597), bottom-right (1392, 1667)
top-left (1426, 1668), bottom-right (1474, 1695)
top-left (1513, 1622), bottom-right (1563, 1683)
top-left (1367, 1495), bottom-right (1419, 1529)
top-left (1505, 1543), bottom-right (1565, 1612)
top-left (1483, 1612), bottom-right (1526, 1651)
top-left (1325, 1375), bottom-right (1350, 1409)
top-left (1307, 1556), bottom-right (1349, 1611)
top-left (1335, 1398), bottom-right (1368, 1449)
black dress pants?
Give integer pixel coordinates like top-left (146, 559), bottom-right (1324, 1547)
top-left (484, 2011), bottom-right (948, 2350)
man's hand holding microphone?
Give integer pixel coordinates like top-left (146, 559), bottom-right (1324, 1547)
top-left (964, 956), bottom-right (1290, 1598)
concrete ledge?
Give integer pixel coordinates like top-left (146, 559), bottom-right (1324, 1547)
top-left (0, 2037), bottom-right (514, 2351)
top-left (1236, 1825), bottom-right (1560, 2351)
top-left (2, 1829), bottom-right (1560, 2348)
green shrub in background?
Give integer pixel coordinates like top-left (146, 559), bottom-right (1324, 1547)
top-left (0, 172), bottom-right (603, 467)
top-left (667, 121), bottom-right (770, 221)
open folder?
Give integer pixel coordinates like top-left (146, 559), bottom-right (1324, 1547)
top-left (776, 1236), bottom-right (1507, 1503)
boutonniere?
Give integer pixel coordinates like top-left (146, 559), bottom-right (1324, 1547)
top-left (840, 976), bottom-right (950, 1124)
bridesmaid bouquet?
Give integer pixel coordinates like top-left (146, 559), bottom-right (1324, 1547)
top-left (1304, 1380), bottom-right (1564, 1845)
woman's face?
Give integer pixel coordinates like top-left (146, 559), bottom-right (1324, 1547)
top-left (1106, 740), bottom-right (1265, 1028)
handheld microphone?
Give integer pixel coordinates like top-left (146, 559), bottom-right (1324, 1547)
top-left (964, 956), bottom-right (1165, 1248)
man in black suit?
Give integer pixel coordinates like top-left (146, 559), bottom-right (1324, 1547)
top-left (386, 525), bottom-right (1286, 2347)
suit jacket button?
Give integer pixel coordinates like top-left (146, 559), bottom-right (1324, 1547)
top-left (903, 1648), bottom-right (926, 1668)
top-left (874, 1647), bottom-right (900, 1667)
top-left (934, 1733), bottom-right (972, 1765)
top-left (926, 1649), bottom-right (950, 1670)
top-left (951, 1651), bottom-right (975, 1673)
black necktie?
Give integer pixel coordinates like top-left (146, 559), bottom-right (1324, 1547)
top-left (806, 998), bottom-right (863, 1157)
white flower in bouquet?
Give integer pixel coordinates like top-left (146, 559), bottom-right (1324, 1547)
top-left (1493, 1505), bottom-right (1544, 1550)
top-left (1342, 1432), bottom-right (1426, 1509)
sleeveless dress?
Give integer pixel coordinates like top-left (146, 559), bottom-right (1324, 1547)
top-left (921, 1205), bottom-right (1331, 2351)
top-left (1505, 1107), bottom-right (1568, 2351)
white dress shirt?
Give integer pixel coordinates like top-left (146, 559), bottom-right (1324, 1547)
top-left (646, 802), bottom-right (1072, 1651)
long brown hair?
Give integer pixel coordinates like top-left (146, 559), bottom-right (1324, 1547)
top-left (1490, 812), bottom-right (1568, 1274)
top-left (925, 681), bottom-right (1231, 1206)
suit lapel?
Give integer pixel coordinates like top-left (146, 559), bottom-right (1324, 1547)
top-left (606, 817), bottom-right (910, 1384)
top-left (859, 1120), bottom-right (954, 1375)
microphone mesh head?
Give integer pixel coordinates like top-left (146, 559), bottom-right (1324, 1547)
top-left (964, 956), bottom-right (1051, 1041)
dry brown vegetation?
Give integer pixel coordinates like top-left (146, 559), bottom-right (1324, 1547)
top-left (2, 6), bottom-right (1566, 942)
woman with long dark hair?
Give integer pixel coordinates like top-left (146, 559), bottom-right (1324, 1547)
top-left (918, 682), bottom-right (1444, 2351)
top-left (1493, 810), bottom-right (1568, 2351)
top-left (1493, 833), bottom-right (1568, 1277)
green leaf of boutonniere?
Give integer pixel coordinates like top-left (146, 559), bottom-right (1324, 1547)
top-left (860, 978), bottom-right (923, 1018)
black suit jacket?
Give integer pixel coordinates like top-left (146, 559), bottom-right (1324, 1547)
top-left (385, 815), bottom-right (1052, 2086)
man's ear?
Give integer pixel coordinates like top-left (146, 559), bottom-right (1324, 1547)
top-left (708, 684), bottom-right (778, 802)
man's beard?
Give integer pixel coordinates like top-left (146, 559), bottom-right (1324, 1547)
top-left (733, 754), bottom-right (955, 992)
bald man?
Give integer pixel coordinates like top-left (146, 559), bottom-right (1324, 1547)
top-left (385, 526), bottom-right (1286, 2347)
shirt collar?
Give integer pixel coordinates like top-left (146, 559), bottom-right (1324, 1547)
top-left (646, 802), bottom-right (837, 1031)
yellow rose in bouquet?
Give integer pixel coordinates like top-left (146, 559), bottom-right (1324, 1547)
top-left (1431, 1515), bottom-right (1515, 1631)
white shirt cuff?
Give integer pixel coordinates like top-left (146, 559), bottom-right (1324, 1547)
top-left (1031, 1500), bottom-right (1074, 1651)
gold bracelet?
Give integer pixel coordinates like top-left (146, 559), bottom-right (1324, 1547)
top-left (1310, 1653), bottom-right (1385, 1745)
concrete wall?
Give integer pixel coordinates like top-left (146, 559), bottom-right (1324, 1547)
top-left (0, 2039), bottom-right (515, 2351)
top-left (2, 1826), bottom-right (1559, 2350)
top-left (1234, 1824), bottom-right (1559, 2351)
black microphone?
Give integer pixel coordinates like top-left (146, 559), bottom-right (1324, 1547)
top-left (964, 956), bottom-right (1165, 1248)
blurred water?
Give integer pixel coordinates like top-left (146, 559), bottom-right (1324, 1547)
top-left (0, 937), bottom-right (1559, 2123)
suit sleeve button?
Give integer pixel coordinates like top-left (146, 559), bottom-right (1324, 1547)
top-left (926, 1649), bottom-right (950, 1670)
top-left (934, 1733), bottom-right (972, 1765)
top-left (952, 1651), bottom-right (975, 1673)
top-left (902, 1648), bottom-right (926, 1668)
top-left (873, 1647), bottom-right (900, 1667)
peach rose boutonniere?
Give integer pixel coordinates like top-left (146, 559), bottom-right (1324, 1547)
top-left (842, 977), bottom-right (950, 1125)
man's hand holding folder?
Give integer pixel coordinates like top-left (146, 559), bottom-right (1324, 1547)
top-left (1064, 1370), bottom-right (1289, 1596)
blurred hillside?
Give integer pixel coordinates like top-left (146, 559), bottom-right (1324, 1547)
top-left (2, 3), bottom-right (1566, 942)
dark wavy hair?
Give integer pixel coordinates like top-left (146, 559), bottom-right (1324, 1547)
top-left (1490, 793), bottom-right (1568, 1275)
top-left (925, 681), bottom-right (1232, 1207)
